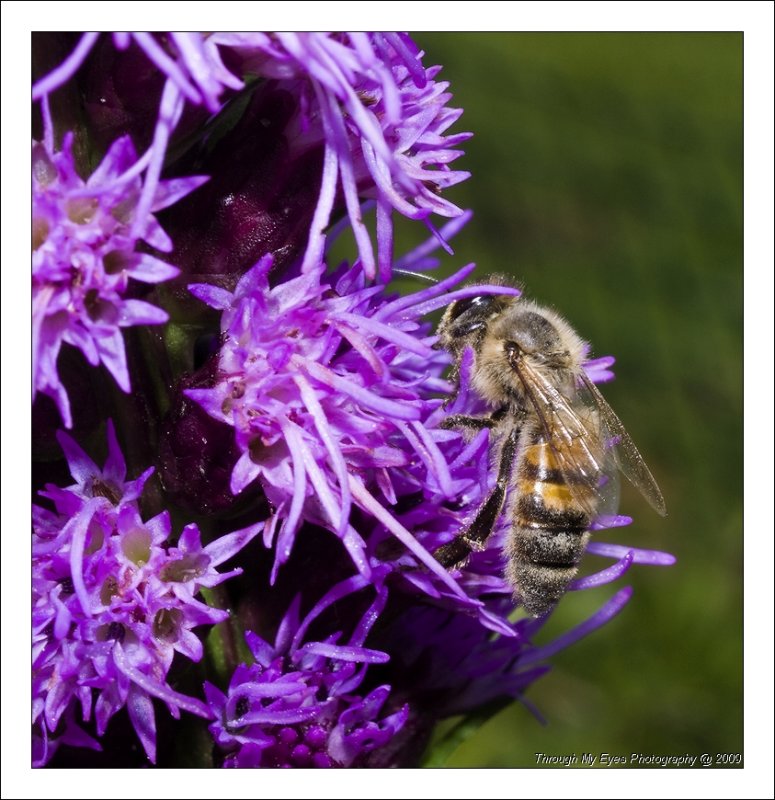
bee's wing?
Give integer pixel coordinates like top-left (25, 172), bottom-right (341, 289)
top-left (515, 358), bottom-right (665, 518)
top-left (578, 372), bottom-right (667, 516)
top-left (515, 358), bottom-right (612, 518)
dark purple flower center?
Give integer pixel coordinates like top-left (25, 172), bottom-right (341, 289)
top-left (104, 621), bottom-right (126, 642)
top-left (259, 724), bottom-right (336, 769)
top-left (84, 290), bottom-right (119, 325)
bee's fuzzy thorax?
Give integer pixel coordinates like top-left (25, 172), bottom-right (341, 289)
top-left (492, 299), bottom-right (588, 370)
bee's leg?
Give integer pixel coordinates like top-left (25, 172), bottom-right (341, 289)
top-left (434, 424), bottom-right (520, 568)
top-left (440, 414), bottom-right (496, 431)
top-left (440, 405), bottom-right (509, 432)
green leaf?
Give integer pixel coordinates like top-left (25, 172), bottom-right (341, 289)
top-left (421, 698), bottom-right (513, 768)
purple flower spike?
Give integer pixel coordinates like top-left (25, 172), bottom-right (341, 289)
top-left (210, 33), bottom-right (471, 280)
top-left (32, 133), bottom-right (207, 426)
top-left (185, 251), bottom-right (512, 584)
top-left (33, 424), bottom-right (260, 765)
top-left (205, 588), bottom-right (408, 768)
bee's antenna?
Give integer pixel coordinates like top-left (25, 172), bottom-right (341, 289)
top-left (392, 269), bottom-right (440, 285)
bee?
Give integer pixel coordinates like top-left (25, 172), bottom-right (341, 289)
top-left (434, 284), bottom-right (666, 616)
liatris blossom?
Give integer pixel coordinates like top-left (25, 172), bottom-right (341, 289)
top-left (33, 33), bottom-right (469, 286)
top-left (185, 252), bottom-right (518, 591)
top-left (204, 585), bottom-right (408, 768)
top-left (209, 33), bottom-right (471, 280)
top-left (32, 133), bottom-right (207, 427)
top-left (31, 31), bottom-right (673, 769)
top-left (32, 422), bottom-right (262, 765)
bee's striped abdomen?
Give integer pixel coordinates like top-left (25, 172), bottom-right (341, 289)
top-left (506, 433), bottom-right (600, 616)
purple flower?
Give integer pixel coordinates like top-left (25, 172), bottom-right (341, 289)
top-left (39, 419), bottom-right (152, 516)
top-left (186, 247), bottom-right (517, 591)
top-left (209, 33), bottom-right (471, 280)
top-left (204, 583), bottom-right (407, 768)
top-left (378, 587), bottom-right (636, 727)
top-left (33, 33), bottom-right (469, 285)
top-left (32, 133), bottom-right (207, 427)
top-left (33, 422), bottom-right (262, 764)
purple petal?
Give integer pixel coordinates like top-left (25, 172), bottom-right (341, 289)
top-left (126, 685), bottom-right (157, 763)
top-left (297, 642), bottom-right (390, 664)
top-left (590, 514), bottom-right (632, 531)
top-left (569, 550), bottom-right (634, 590)
top-left (150, 175), bottom-right (210, 211)
top-left (291, 575), bottom-right (371, 653)
top-left (119, 299), bottom-right (169, 326)
top-left (55, 430), bottom-right (100, 486)
top-left (102, 419), bottom-right (127, 484)
top-left (187, 282), bottom-right (235, 310)
top-left (112, 643), bottom-right (212, 720)
top-left (350, 585), bottom-right (389, 647)
top-left (396, 281), bottom-right (521, 321)
top-left (375, 261), bottom-right (476, 320)
top-left (204, 521), bottom-right (264, 567)
top-left (302, 140), bottom-right (339, 273)
top-left (274, 594), bottom-right (302, 655)
top-left (586, 541), bottom-right (677, 566)
top-left (67, 499), bottom-right (103, 615)
top-left (125, 254), bottom-right (180, 284)
top-left (395, 210), bottom-right (474, 270)
top-left (32, 33), bottom-right (100, 100)
top-left (293, 374), bottom-right (351, 537)
top-left (296, 356), bottom-right (421, 421)
top-left (348, 475), bottom-right (468, 600)
top-left (240, 706), bottom-right (320, 726)
top-left (230, 451), bottom-right (262, 496)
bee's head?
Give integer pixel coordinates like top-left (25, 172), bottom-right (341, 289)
top-left (436, 293), bottom-right (514, 354)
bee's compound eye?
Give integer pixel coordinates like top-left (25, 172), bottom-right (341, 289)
top-left (448, 294), bottom-right (494, 322)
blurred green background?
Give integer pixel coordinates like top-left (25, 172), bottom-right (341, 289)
top-left (410, 33), bottom-right (743, 768)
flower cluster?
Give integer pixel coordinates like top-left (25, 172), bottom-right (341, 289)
top-left (32, 422), bottom-right (261, 765)
top-left (209, 33), bottom-right (471, 280)
top-left (185, 250), bottom-right (516, 590)
top-left (31, 32), bottom-right (673, 769)
top-left (32, 133), bottom-right (206, 427)
top-left (205, 584), bottom-right (408, 768)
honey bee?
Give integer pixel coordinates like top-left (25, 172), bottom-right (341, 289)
top-left (434, 284), bottom-right (666, 616)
